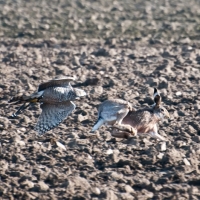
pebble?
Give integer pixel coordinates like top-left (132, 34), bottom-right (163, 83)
top-left (176, 91), bottom-right (182, 96)
top-left (37, 181), bottom-right (49, 191)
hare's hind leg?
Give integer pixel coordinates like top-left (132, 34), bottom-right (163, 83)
top-left (113, 124), bottom-right (137, 136)
top-left (116, 108), bottom-right (129, 125)
top-left (111, 128), bottom-right (131, 139)
top-left (113, 108), bottom-right (137, 135)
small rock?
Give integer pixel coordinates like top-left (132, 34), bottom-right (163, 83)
top-left (119, 193), bottom-right (134, 200)
top-left (183, 158), bottom-right (191, 166)
top-left (21, 180), bottom-right (34, 189)
top-left (157, 153), bottom-right (164, 159)
top-left (87, 154), bottom-right (93, 159)
top-left (67, 176), bottom-right (91, 191)
top-left (20, 127), bottom-right (27, 132)
top-left (180, 37), bottom-right (191, 44)
top-left (106, 149), bottom-right (113, 155)
top-left (167, 148), bottom-right (184, 163)
top-left (92, 187), bottom-right (101, 195)
top-left (40, 24), bottom-right (49, 30)
top-left (138, 189), bottom-right (154, 199)
top-left (55, 141), bottom-right (66, 151)
top-left (111, 172), bottom-right (123, 180)
top-left (70, 33), bottom-right (76, 40)
top-left (124, 185), bottom-right (134, 193)
top-left (90, 86), bottom-right (103, 95)
top-left (93, 147), bottom-right (102, 154)
top-left (77, 114), bottom-right (88, 122)
top-left (75, 139), bottom-right (89, 146)
top-left (37, 181), bottom-right (49, 191)
top-left (49, 37), bottom-right (58, 44)
top-left (176, 91), bottom-right (182, 96)
top-left (161, 142), bottom-right (167, 151)
top-left (175, 140), bottom-right (187, 147)
top-left (106, 190), bottom-right (118, 200)
top-left (188, 125), bottom-right (196, 133)
top-left (15, 140), bottom-right (26, 146)
top-left (112, 149), bottom-right (120, 162)
top-left (73, 56), bottom-right (81, 66)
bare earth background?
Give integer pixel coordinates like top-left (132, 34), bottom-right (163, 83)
top-left (1, 0), bottom-right (200, 199)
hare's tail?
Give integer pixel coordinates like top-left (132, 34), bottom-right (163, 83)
top-left (91, 117), bottom-right (104, 132)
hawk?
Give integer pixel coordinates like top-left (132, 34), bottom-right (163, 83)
top-left (9, 76), bottom-right (86, 135)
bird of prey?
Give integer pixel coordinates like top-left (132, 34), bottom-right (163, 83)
top-left (8, 76), bottom-right (86, 135)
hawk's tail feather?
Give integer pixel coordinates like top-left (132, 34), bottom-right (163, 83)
top-left (11, 102), bottom-right (33, 117)
top-left (8, 95), bottom-right (27, 104)
top-left (8, 95), bottom-right (40, 118)
top-left (8, 93), bottom-right (43, 104)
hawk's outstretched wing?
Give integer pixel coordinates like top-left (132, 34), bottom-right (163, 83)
top-left (38, 76), bottom-right (75, 92)
top-left (35, 101), bottom-right (76, 135)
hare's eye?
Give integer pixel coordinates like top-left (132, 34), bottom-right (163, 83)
top-left (161, 108), bottom-right (165, 112)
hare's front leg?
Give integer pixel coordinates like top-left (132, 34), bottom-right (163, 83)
top-left (149, 125), bottom-right (167, 141)
top-left (111, 128), bottom-right (131, 139)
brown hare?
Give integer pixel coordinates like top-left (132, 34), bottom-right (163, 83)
top-left (92, 88), bottom-right (170, 141)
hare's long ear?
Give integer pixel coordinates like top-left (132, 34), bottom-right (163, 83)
top-left (153, 88), bottom-right (161, 107)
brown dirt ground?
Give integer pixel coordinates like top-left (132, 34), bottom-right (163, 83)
top-left (1, 0), bottom-right (200, 199)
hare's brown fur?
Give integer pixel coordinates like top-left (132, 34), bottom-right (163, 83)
top-left (92, 88), bottom-right (169, 141)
